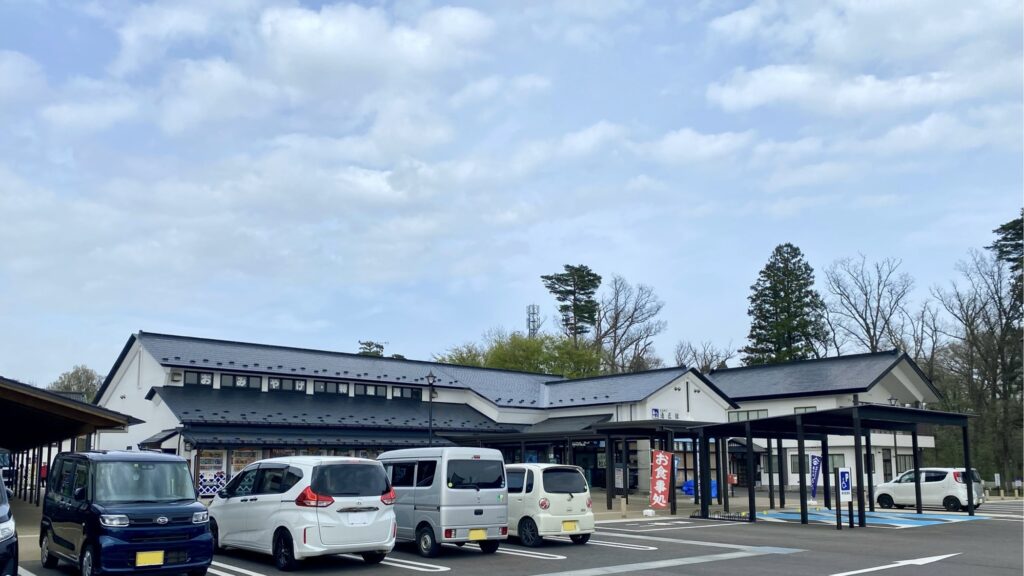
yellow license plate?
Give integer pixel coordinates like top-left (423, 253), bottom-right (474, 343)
top-left (468, 529), bottom-right (487, 541)
top-left (562, 521), bottom-right (578, 532)
top-left (135, 551), bottom-right (165, 567)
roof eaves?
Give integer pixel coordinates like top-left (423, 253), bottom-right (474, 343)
top-left (708, 349), bottom-right (900, 375)
top-left (686, 368), bottom-right (740, 409)
top-left (95, 333), bottom-right (138, 405)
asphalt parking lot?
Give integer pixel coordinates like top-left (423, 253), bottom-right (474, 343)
top-left (16, 503), bottom-right (1024, 576)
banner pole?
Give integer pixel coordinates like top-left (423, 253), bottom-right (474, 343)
top-left (835, 468), bottom-right (842, 530)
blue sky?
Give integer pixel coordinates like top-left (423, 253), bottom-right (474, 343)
top-left (1, 0), bottom-right (1021, 385)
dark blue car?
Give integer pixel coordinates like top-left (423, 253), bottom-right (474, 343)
top-left (40, 451), bottom-right (212, 576)
top-left (1, 484), bottom-right (16, 576)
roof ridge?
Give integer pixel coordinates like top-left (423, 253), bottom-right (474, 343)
top-left (709, 349), bottom-right (900, 374)
top-left (543, 365), bottom-right (688, 385)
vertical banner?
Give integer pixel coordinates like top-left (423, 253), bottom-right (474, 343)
top-left (650, 450), bottom-right (671, 509)
top-left (810, 454), bottom-right (822, 499)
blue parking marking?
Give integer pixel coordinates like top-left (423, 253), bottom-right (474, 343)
top-left (760, 509), bottom-right (989, 528)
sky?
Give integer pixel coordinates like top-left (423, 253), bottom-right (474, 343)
top-left (0, 0), bottom-right (1021, 386)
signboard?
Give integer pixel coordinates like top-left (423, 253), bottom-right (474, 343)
top-left (650, 450), bottom-right (671, 509)
top-left (197, 450), bottom-right (226, 497)
top-left (810, 454), bottom-right (822, 499)
top-left (230, 449), bottom-right (259, 475)
top-left (838, 467), bottom-right (852, 503)
top-left (614, 466), bottom-right (624, 489)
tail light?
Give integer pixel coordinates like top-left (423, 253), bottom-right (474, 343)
top-left (586, 497), bottom-right (592, 509)
top-left (953, 471), bottom-right (962, 483)
top-left (444, 528), bottom-right (455, 538)
top-left (539, 498), bottom-right (550, 510)
top-left (499, 526), bottom-right (508, 536)
top-left (381, 487), bottom-right (396, 505)
top-left (295, 486), bottom-right (335, 507)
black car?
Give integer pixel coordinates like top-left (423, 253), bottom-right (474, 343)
top-left (1, 484), bottom-right (16, 576)
top-left (40, 451), bottom-right (212, 576)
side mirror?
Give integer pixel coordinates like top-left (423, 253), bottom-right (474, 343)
top-left (4, 488), bottom-right (11, 499)
top-left (73, 487), bottom-right (87, 501)
top-left (216, 489), bottom-right (228, 499)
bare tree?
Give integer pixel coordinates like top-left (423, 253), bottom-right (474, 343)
top-left (824, 255), bottom-right (914, 352)
top-left (674, 340), bottom-right (734, 372)
top-left (594, 275), bottom-right (667, 373)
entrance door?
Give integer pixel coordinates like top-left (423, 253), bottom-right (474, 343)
top-left (882, 449), bottom-right (893, 481)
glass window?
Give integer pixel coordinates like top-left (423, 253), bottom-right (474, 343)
top-left (790, 455), bottom-right (804, 474)
top-left (184, 371), bottom-right (213, 386)
top-left (57, 460), bottom-right (76, 498)
top-left (925, 471), bottom-right (947, 483)
top-left (73, 462), bottom-right (89, 495)
top-left (313, 464), bottom-right (390, 496)
top-left (828, 454), bottom-right (846, 471)
top-left (269, 378), bottom-right (306, 392)
top-left (447, 460), bottom-right (505, 490)
top-left (728, 409), bottom-right (769, 422)
top-left (507, 469), bottom-right (525, 493)
top-left (93, 461), bottom-right (196, 504)
top-left (899, 471), bottom-right (917, 484)
top-left (793, 406), bottom-right (817, 414)
top-left (354, 384), bottom-right (384, 397)
top-left (416, 461), bottom-right (437, 487)
top-left (227, 467), bottom-right (259, 496)
top-left (256, 467), bottom-right (286, 494)
top-left (525, 469), bottom-right (534, 492)
top-left (314, 381), bottom-right (349, 394)
top-left (542, 468), bottom-right (588, 494)
top-left (896, 455), bottom-right (914, 474)
top-left (390, 462), bottom-right (415, 487)
top-left (393, 386), bottom-right (422, 400)
top-left (221, 374), bottom-right (260, 389)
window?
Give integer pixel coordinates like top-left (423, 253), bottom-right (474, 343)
top-left (898, 471), bottom-right (917, 484)
top-left (354, 384), bottom-right (385, 397)
top-left (314, 380), bottom-right (349, 395)
top-left (389, 462), bottom-right (416, 487)
top-left (393, 386), bottom-right (422, 400)
top-left (227, 467), bottom-right (259, 496)
top-left (416, 460), bottom-right (437, 487)
top-left (221, 374), bottom-right (260, 389)
top-left (542, 468), bottom-right (588, 493)
top-left (447, 460), bottom-right (505, 490)
top-left (256, 466), bottom-right (303, 494)
top-left (793, 406), bottom-right (817, 414)
top-left (728, 409), bottom-right (768, 422)
top-left (313, 463), bottom-right (389, 497)
top-left (790, 455), bottom-right (803, 474)
top-left (828, 454), bottom-right (846, 471)
top-left (925, 471), bottom-right (947, 483)
top-left (507, 470), bottom-right (525, 493)
top-left (268, 378), bottom-right (306, 392)
top-left (763, 454), bottom-right (784, 473)
top-left (184, 371), bottom-right (214, 386)
top-left (525, 470), bottom-right (534, 493)
top-left (94, 461), bottom-right (195, 504)
top-left (57, 460), bottom-right (76, 498)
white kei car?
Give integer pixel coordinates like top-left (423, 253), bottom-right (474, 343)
top-left (505, 464), bottom-right (595, 547)
top-left (208, 456), bottom-right (396, 571)
top-left (874, 467), bottom-right (984, 512)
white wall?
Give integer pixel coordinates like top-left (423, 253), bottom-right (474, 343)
top-left (95, 342), bottom-right (180, 451)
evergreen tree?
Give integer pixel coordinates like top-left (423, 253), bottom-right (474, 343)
top-left (541, 264), bottom-right (602, 346)
top-left (741, 243), bottom-right (827, 365)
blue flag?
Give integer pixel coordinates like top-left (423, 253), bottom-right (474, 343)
top-left (810, 455), bottom-right (822, 499)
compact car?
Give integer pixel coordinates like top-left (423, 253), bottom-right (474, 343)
top-left (505, 463), bottom-right (594, 547)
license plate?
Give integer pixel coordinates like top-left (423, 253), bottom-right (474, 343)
top-left (348, 512), bottom-right (369, 526)
top-left (136, 551), bottom-right (164, 567)
top-left (562, 521), bottom-right (578, 532)
top-left (468, 529), bottom-right (487, 541)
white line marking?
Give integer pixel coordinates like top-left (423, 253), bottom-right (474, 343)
top-left (464, 543), bottom-right (566, 560)
top-left (599, 522), bottom-right (745, 533)
top-left (829, 553), bottom-right (961, 576)
top-left (19, 568), bottom-right (40, 576)
top-left (547, 536), bottom-right (657, 550)
top-left (526, 549), bottom-right (764, 576)
top-left (583, 530), bottom-right (803, 553)
top-left (340, 554), bottom-right (450, 572)
top-left (211, 560), bottom-right (269, 576)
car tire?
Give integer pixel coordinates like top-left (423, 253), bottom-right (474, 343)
top-left (41, 530), bottom-right (59, 568)
top-left (943, 496), bottom-right (962, 512)
top-left (210, 519), bottom-right (222, 552)
top-left (478, 540), bottom-right (500, 554)
top-left (80, 543), bottom-right (100, 576)
top-left (570, 534), bottom-right (590, 545)
top-left (361, 552), bottom-right (387, 564)
top-left (273, 530), bottom-right (299, 572)
top-left (878, 494), bottom-right (894, 509)
top-left (416, 526), bottom-right (440, 558)
top-left (518, 518), bottom-right (542, 547)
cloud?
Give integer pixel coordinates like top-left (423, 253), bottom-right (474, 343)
top-left (0, 50), bottom-right (47, 110)
top-left (40, 78), bottom-right (140, 133)
top-left (633, 127), bottom-right (754, 164)
top-left (450, 74), bottom-right (550, 108)
top-left (850, 109), bottom-right (1021, 155)
top-left (558, 121), bottom-right (626, 157)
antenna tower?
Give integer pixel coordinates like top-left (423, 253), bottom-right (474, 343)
top-left (526, 304), bottom-right (540, 338)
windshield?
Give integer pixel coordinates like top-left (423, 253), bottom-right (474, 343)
top-left (446, 460), bottom-right (504, 490)
top-left (312, 464), bottom-right (389, 497)
top-left (94, 461), bottom-right (196, 504)
top-left (543, 468), bottom-right (588, 494)
top-left (0, 453), bottom-right (9, 467)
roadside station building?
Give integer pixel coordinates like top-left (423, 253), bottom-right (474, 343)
top-left (93, 331), bottom-right (939, 498)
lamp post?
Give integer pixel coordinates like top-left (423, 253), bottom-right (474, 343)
top-left (426, 371), bottom-right (437, 446)
top-left (888, 396), bottom-right (898, 479)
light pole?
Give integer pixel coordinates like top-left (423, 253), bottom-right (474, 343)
top-left (426, 371), bottom-right (437, 446)
top-left (888, 396), bottom-right (898, 479)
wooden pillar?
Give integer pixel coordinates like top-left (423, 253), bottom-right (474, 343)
top-left (745, 422), bottom-right (756, 522)
top-left (699, 430), bottom-right (710, 518)
top-left (777, 437), bottom-right (786, 508)
top-left (35, 445), bottom-right (42, 506)
top-left (912, 427), bottom-right (923, 514)
top-left (715, 437), bottom-right (724, 505)
top-left (605, 435), bottom-right (614, 510)
top-left (865, 430), bottom-right (875, 512)
top-left (797, 415), bottom-right (808, 524)
top-left (852, 407), bottom-right (867, 527)
top-left (962, 425), bottom-right (974, 516)
top-left (621, 438), bottom-right (629, 503)
top-left (766, 436), bottom-right (775, 509)
top-left (691, 437), bottom-right (700, 505)
top-left (667, 431), bottom-right (677, 516)
top-left (822, 435), bottom-right (832, 510)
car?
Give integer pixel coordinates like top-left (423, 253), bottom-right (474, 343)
top-left (505, 463), bottom-right (594, 547)
top-left (207, 456), bottom-right (395, 571)
top-left (0, 452), bottom-right (13, 490)
top-left (378, 447), bottom-right (507, 557)
top-left (874, 467), bottom-right (985, 512)
top-left (1, 486), bottom-right (16, 576)
top-left (39, 451), bottom-right (212, 576)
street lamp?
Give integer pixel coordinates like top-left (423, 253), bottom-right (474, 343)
top-left (426, 371), bottom-right (437, 446)
top-left (887, 396), bottom-right (898, 480)
top-left (887, 396), bottom-right (899, 407)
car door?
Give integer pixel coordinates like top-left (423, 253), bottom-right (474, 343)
top-left (247, 464), bottom-right (293, 552)
top-left (217, 466), bottom-right (259, 547)
top-left (389, 462), bottom-right (416, 541)
top-left (47, 457), bottom-right (75, 555)
top-left (67, 460), bottom-right (91, 557)
top-left (893, 471), bottom-right (916, 505)
top-left (923, 471), bottom-right (947, 505)
top-left (506, 468), bottom-right (525, 532)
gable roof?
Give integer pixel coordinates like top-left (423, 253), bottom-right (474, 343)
top-left (706, 350), bottom-right (940, 401)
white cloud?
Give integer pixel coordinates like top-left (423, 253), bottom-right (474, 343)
top-left (449, 74), bottom-right (550, 108)
top-left (633, 127), bottom-right (754, 164)
top-left (40, 78), bottom-right (139, 133)
top-left (765, 161), bottom-right (851, 191)
top-left (0, 50), bottom-right (47, 110)
top-left (849, 108), bottom-right (1021, 155)
top-left (558, 121), bottom-right (626, 157)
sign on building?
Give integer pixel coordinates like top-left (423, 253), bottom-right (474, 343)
top-left (650, 449), bottom-right (672, 509)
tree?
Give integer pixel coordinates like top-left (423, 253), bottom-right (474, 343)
top-left (433, 343), bottom-right (485, 367)
top-left (435, 330), bottom-right (601, 378)
top-left (987, 209), bottom-right (1022, 275)
top-left (357, 340), bottom-right (385, 357)
top-left (594, 275), bottom-right (666, 373)
top-left (49, 365), bottom-right (103, 402)
top-left (824, 255), bottom-right (914, 353)
top-left (741, 243), bottom-right (827, 365)
top-left (674, 340), bottom-right (734, 372)
top-left (541, 264), bottom-right (602, 346)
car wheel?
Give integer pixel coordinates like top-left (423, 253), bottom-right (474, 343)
top-left (41, 530), bottom-right (59, 568)
top-left (518, 518), bottom-right (542, 547)
top-left (416, 526), bottom-right (440, 558)
top-left (478, 540), bottom-right (500, 554)
top-left (273, 530), bottom-right (299, 572)
top-left (80, 544), bottom-right (100, 576)
top-left (878, 494), bottom-right (894, 509)
top-left (361, 552), bottom-right (387, 564)
top-left (210, 519), bottom-right (222, 552)
top-left (570, 534), bottom-right (590, 545)
top-left (943, 496), bottom-right (962, 512)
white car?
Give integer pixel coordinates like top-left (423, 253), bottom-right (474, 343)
top-left (208, 456), bottom-right (396, 571)
top-left (505, 464), bottom-right (595, 547)
top-left (875, 467), bottom-right (985, 512)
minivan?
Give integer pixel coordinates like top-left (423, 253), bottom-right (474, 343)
top-left (1, 486), bottom-right (16, 576)
top-left (208, 456), bottom-right (395, 571)
top-left (505, 464), bottom-right (594, 547)
top-left (377, 447), bottom-right (507, 557)
top-left (875, 467), bottom-right (985, 511)
top-left (39, 451), bottom-right (212, 576)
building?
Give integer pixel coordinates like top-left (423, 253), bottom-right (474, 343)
top-left (93, 331), bottom-right (939, 497)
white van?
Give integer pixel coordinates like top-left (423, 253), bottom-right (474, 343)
top-left (506, 464), bottom-right (594, 547)
top-left (377, 447), bottom-right (508, 557)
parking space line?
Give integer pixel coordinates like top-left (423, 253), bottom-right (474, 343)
top-left (19, 568), bottom-right (39, 576)
top-left (463, 543), bottom-right (566, 560)
top-left (599, 522), bottom-right (744, 533)
top-left (341, 554), bottom-right (451, 572)
top-left (581, 530), bottom-right (803, 554)
top-left (546, 536), bottom-right (657, 550)
top-left (528, 549), bottom-right (776, 576)
top-left (211, 560), bottom-right (269, 576)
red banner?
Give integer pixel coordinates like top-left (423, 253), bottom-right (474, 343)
top-left (650, 449), bottom-right (671, 509)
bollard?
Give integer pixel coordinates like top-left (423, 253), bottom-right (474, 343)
top-left (620, 496), bottom-right (628, 518)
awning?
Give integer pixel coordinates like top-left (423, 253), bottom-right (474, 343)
top-left (139, 429), bottom-right (180, 449)
top-left (181, 425), bottom-right (455, 449)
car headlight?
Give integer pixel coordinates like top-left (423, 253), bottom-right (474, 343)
top-left (192, 510), bottom-right (209, 524)
top-left (0, 517), bottom-right (15, 542)
top-left (99, 514), bottom-right (130, 527)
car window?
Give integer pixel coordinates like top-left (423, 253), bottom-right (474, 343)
top-left (925, 471), bottom-right (947, 483)
top-left (390, 463), bottom-right (415, 488)
top-left (256, 467), bottom-right (288, 494)
top-left (46, 459), bottom-right (63, 499)
top-left (542, 468), bottom-right (588, 494)
top-left (447, 460), bottom-right (505, 490)
top-left (416, 461), bottom-right (437, 488)
top-left (57, 460), bottom-right (76, 498)
top-left (313, 464), bottom-right (389, 497)
top-left (281, 467), bottom-right (303, 493)
top-left (94, 461), bottom-right (195, 504)
top-left (900, 472), bottom-right (917, 484)
top-left (72, 462), bottom-right (89, 496)
top-left (525, 470), bottom-right (534, 493)
top-left (229, 468), bottom-right (258, 497)
top-left (507, 470), bottom-right (525, 493)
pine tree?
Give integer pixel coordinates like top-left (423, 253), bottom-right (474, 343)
top-left (741, 243), bottom-right (827, 365)
top-left (541, 264), bottom-right (602, 346)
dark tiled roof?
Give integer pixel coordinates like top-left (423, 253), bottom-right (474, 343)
top-left (707, 350), bottom-right (903, 400)
top-left (525, 414), bottom-right (612, 434)
top-left (544, 367), bottom-right (690, 406)
top-left (181, 425), bottom-right (454, 448)
top-left (139, 428), bottom-right (179, 447)
top-left (150, 386), bottom-right (520, 433)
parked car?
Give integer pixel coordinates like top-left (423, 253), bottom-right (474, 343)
top-left (39, 451), bottom-right (212, 576)
top-left (505, 464), bottom-right (594, 547)
top-left (875, 467), bottom-right (985, 512)
top-left (0, 452), bottom-right (13, 490)
top-left (378, 447), bottom-right (507, 557)
top-left (1, 486), bottom-right (16, 576)
top-left (208, 456), bottom-right (395, 571)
